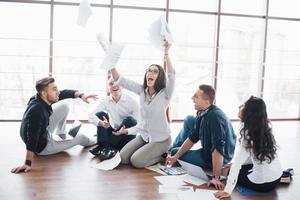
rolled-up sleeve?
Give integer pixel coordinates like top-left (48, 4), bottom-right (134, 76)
top-left (210, 116), bottom-right (226, 155)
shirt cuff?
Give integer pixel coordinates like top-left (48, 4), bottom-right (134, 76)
top-left (127, 126), bottom-right (137, 135)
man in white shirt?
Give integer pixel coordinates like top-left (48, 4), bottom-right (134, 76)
top-left (88, 78), bottom-right (139, 154)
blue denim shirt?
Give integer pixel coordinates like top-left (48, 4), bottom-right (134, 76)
top-left (189, 105), bottom-right (236, 168)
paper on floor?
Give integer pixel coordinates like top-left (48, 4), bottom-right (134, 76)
top-left (177, 189), bottom-right (217, 200)
top-left (92, 151), bottom-right (121, 170)
top-left (159, 185), bottom-right (193, 194)
top-left (154, 175), bottom-right (186, 186)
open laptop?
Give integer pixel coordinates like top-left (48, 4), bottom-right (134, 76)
top-left (178, 160), bottom-right (209, 181)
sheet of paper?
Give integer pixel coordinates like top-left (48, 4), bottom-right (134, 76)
top-left (154, 176), bottom-right (186, 187)
top-left (181, 174), bottom-right (207, 186)
top-left (92, 151), bottom-right (121, 170)
top-left (159, 185), bottom-right (193, 194)
top-left (177, 189), bottom-right (217, 200)
top-left (96, 32), bottom-right (109, 52)
top-left (100, 43), bottom-right (124, 70)
top-left (148, 15), bottom-right (173, 48)
top-left (145, 163), bottom-right (167, 175)
top-left (77, 0), bottom-right (93, 27)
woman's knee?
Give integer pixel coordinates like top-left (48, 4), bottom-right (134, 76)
top-left (120, 149), bottom-right (131, 164)
top-left (130, 154), bottom-right (147, 168)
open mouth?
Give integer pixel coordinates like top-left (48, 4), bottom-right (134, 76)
top-left (147, 78), bottom-right (154, 82)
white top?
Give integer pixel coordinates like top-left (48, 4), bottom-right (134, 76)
top-left (116, 71), bottom-right (175, 142)
top-left (88, 93), bottom-right (139, 135)
top-left (224, 135), bottom-right (282, 194)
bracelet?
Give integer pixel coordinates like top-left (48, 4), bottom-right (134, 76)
top-left (78, 93), bottom-right (84, 98)
top-left (25, 160), bottom-right (32, 166)
top-left (164, 54), bottom-right (169, 56)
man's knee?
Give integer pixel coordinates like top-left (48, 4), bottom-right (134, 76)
top-left (170, 147), bottom-right (180, 156)
top-left (55, 102), bottom-right (70, 115)
top-left (95, 112), bottom-right (109, 120)
top-left (122, 116), bottom-right (137, 128)
top-left (183, 115), bottom-right (195, 129)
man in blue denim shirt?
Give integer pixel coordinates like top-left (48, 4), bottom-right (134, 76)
top-left (166, 84), bottom-right (236, 190)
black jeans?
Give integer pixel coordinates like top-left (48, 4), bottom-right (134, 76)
top-left (237, 164), bottom-right (281, 192)
top-left (95, 112), bottom-right (137, 150)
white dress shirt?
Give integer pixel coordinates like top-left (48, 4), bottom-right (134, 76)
top-left (116, 71), bottom-right (175, 142)
top-left (224, 135), bottom-right (282, 194)
top-left (88, 93), bottom-right (139, 134)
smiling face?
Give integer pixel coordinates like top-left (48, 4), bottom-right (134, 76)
top-left (145, 65), bottom-right (160, 88)
top-left (107, 78), bottom-right (122, 100)
top-left (192, 88), bottom-right (211, 111)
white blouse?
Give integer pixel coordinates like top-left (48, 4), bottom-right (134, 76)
top-left (224, 136), bottom-right (282, 194)
top-left (116, 71), bottom-right (175, 142)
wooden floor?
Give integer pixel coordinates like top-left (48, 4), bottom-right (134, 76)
top-left (1, 122), bottom-right (300, 200)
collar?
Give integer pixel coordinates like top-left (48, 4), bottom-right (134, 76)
top-left (197, 105), bottom-right (215, 117)
top-left (36, 94), bottom-right (52, 113)
top-left (109, 93), bottom-right (126, 103)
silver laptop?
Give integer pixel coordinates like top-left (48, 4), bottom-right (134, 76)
top-left (178, 160), bottom-right (209, 181)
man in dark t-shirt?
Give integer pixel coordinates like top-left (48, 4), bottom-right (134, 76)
top-left (11, 77), bottom-right (98, 174)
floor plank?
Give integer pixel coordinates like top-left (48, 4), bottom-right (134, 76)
top-left (1, 122), bottom-right (300, 200)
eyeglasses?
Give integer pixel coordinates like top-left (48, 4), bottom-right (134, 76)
top-left (146, 69), bottom-right (159, 74)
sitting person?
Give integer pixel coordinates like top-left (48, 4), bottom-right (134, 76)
top-left (214, 96), bottom-right (282, 199)
top-left (166, 84), bottom-right (236, 190)
top-left (88, 77), bottom-right (139, 154)
top-left (110, 42), bottom-right (175, 168)
top-left (11, 77), bottom-right (98, 174)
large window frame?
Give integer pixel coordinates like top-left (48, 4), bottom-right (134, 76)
top-left (0, 0), bottom-right (300, 121)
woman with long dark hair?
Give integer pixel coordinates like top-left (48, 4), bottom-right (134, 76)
top-left (110, 43), bottom-right (174, 168)
top-left (214, 96), bottom-right (282, 199)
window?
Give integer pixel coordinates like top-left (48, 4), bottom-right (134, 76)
top-left (53, 5), bottom-right (110, 119)
top-left (264, 19), bottom-right (300, 118)
top-left (216, 16), bottom-right (265, 118)
top-left (0, 2), bottom-right (49, 119)
top-left (168, 12), bottom-right (216, 118)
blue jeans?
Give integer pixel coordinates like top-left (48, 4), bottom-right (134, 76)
top-left (95, 112), bottom-right (137, 150)
top-left (170, 147), bottom-right (211, 169)
top-left (172, 115), bottom-right (196, 148)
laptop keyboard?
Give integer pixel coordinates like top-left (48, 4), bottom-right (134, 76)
top-left (160, 166), bottom-right (187, 175)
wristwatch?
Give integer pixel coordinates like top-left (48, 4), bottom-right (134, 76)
top-left (212, 175), bottom-right (221, 180)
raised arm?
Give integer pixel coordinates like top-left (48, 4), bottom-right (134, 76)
top-left (111, 68), bottom-right (143, 95)
top-left (110, 68), bottom-right (120, 82)
top-left (164, 42), bottom-right (174, 74)
top-left (164, 43), bottom-right (175, 99)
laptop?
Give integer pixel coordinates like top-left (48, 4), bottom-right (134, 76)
top-left (178, 160), bottom-right (209, 181)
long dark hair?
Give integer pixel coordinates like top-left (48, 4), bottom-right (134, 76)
top-left (240, 96), bottom-right (277, 163)
top-left (143, 64), bottom-right (166, 93)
